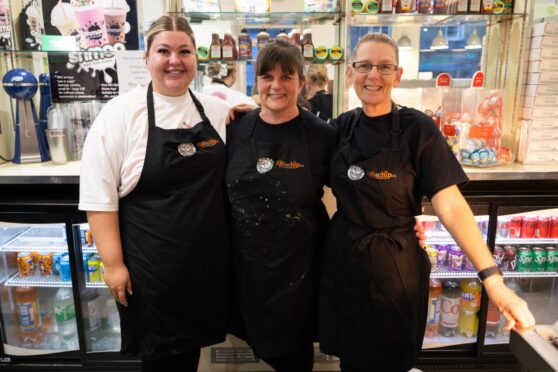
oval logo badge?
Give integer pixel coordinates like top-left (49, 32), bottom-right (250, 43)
top-left (256, 158), bottom-right (274, 174)
top-left (177, 143), bottom-right (196, 157)
top-left (347, 165), bottom-right (365, 181)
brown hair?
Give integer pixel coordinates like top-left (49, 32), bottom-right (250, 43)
top-left (255, 38), bottom-right (304, 81)
top-left (307, 64), bottom-right (328, 86)
top-left (144, 15), bottom-right (196, 55)
top-left (352, 32), bottom-right (399, 65)
top-left (207, 62), bottom-right (236, 80)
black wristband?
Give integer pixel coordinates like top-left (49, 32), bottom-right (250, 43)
top-left (478, 266), bottom-right (503, 282)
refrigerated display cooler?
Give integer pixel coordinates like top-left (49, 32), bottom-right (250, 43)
top-left (0, 172), bottom-right (556, 371)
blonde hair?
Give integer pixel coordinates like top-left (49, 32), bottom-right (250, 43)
top-left (352, 32), bottom-right (399, 65)
top-left (307, 64), bottom-right (328, 86)
top-left (144, 16), bottom-right (196, 55)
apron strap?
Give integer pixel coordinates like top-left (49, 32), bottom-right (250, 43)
top-left (389, 102), bottom-right (401, 151)
top-left (345, 108), bottom-right (362, 144)
top-left (147, 82), bottom-right (156, 129)
top-left (189, 89), bottom-right (211, 124)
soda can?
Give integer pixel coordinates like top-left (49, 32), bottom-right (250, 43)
top-left (503, 246), bottom-right (517, 272)
top-left (550, 217), bottom-right (558, 238)
top-left (17, 252), bottom-right (35, 277)
top-left (477, 219), bottom-right (489, 238)
top-left (493, 245), bottom-right (505, 270)
top-left (521, 217), bottom-right (537, 238)
top-left (536, 216), bottom-right (551, 238)
top-left (39, 252), bottom-right (53, 275)
top-left (87, 255), bottom-right (102, 283)
top-left (100, 262), bottom-right (105, 283)
top-left (60, 255), bottom-right (72, 281)
top-left (463, 256), bottom-right (475, 272)
top-left (496, 217), bottom-right (510, 239)
top-left (52, 252), bottom-right (64, 275)
top-left (545, 246), bottom-right (557, 272)
top-left (532, 247), bottom-right (546, 272)
top-left (516, 247), bottom-right (533, 272)
top-left (437, 245), bottom-right (449, 268)
top-left (509, 216), bottom-right (523, 238)
top-left (448, 246), bottom-right (464, 272)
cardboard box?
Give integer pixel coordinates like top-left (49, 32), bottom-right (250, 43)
top-left (530, 35), bottom-right (558, 49)
top-left (528, 48), bottom-right (558, 61)
top-left (523, 84), bottom-right (558, 96)
top-left (522, 94), bottom-right (558, 108)
top-left (525, 71), bottom-right (558, 85)
top-left (531, 21), bottom-right (558, 37)
top-left (522, 106), bottom-right (558, 119)
top-left (527, 59), bottom-right (558, 73)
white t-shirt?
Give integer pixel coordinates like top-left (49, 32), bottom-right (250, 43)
top-left (78, 86), bottom-right (230, 212)
top-left (202, 83), bottom-right (256, 106)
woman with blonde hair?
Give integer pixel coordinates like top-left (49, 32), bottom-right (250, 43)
top-left (306, 63), bottom-right (333, 122)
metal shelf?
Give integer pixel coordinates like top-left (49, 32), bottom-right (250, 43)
top-left (172, 11), bottom-right (343, 25)
top-left (496, 238), bottom-right (558, 245)
top-left (430, 267), bottom-right (478, 279)
top-left (0, 226), bottom-right (68, 253)
top-left (85, 281), bottom-right (107, 289)
top-left (82, 245), bottom-right (98, 254)
top-left (502, 271), bottom-right (558, 278)
top-left (4, 272), bottom-right (71, 288)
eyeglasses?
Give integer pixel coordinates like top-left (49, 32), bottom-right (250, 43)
top-left (351, 62), bottom-right (398, 75)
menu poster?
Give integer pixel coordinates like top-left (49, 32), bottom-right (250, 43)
top-left (44, 0), bottom-right (139, 102)
top-left (48, 51), bottom-right (119, 102)
top-left (41, 0), bottom-right (139, 51)
top-left (19, 0), bottom-right (45, 50)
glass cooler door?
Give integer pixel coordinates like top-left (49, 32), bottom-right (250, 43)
top-left (418, 204), bottom-right (490, 350)
top-left (0, 222), bottom-right (79, 355)
top-left (484, 207), bottom-right (558, 346)
top-left (73, 223), bottom-right (120, 353)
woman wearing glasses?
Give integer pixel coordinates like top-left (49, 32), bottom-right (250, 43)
top-left (318, 33), bottom-right (535, 372)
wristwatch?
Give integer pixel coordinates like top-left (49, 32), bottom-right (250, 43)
top-left (477, 266), bottom-right (503, 282)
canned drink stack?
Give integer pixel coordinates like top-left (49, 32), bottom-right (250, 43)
top-left (532, 247), bottom-right (546, 272)
top-left (516, 247), bottom-right (533, 272)
top-left (545, 247), bottom-right (557, 272)
top-left (509, 216), bottom-right (523, 238)
top-left (536, 216), bottom-right (551, 238)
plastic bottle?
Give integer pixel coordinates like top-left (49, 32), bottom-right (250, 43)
top-left (425, 279), bottom-right (442, 337)
top-left (210, 33), bottom-right (222, 60)
top-left (417, 0), bottom-right (433, 13)
top-left (222, 32), bottom-right (236, 61)
top-left (485, 299), bottom-right (501, 338)
top-left (395, 0), bottom-right (415, 13)
top-left (380, 0), bottom-right (394, 13)
top-left (457, 279), bottom-right (481, 338)
top-left (469, 0), bottom-right (482, 13)
top-left (256, 28), bottom-right (270, 52)
top-left (15, 286), bottom-right (42, 343)
top-left (440, 279), bottom-right (460, 337)
top-left (432, 0), bottom-right (448, 13)
top-left (82, 289), bottom-right (103, 340)
top-left (54, 287), bottom-right (78, 346)
top-left (238, 28), bottom-right (252, 60)
top-left (302, 29), bottom-right (314, 61)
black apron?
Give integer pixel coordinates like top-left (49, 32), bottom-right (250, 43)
top-left (117, 83), bottom-right (230, 358)
top-left (226, 110), bottom-right (328, 359)
top-left (319, 104), bottom-right (431, 372)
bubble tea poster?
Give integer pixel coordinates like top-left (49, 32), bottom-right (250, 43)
top-left (43, 0), bottom-right (139, 102)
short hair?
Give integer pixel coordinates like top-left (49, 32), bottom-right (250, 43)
top-left (255, 38), bottom-right (304, 81)
top-left (352, 32), bottom-right (399, 65)
top-left (307, 64), bottom-right (328, 86)
top-left (144, 15), bottom-right (196, 55)
top-left (207, 62), bottom-right (235, 80)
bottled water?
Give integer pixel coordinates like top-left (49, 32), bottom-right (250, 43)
top-left (54, 288), bottom-right (78, 347)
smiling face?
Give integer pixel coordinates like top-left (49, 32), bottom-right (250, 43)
top-left (145, 30), bottom-right (197, 97)
top-left (349, 41), bottom-right (403, 116)
top-left (258, 65), bottom-right (304, 124)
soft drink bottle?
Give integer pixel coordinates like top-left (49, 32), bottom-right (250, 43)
top-left (457, 279), bottom-right (482, 338)
top-left (440, 279), bottom-right (460, 337)
top-left (425, 279), bottom-right (442, 337)
top-left (485, 299), bottom-right (500, 338)
top-left (54, 287), bottom-right (78, 347)
top-left (15, 286), bottom-right (42, 343)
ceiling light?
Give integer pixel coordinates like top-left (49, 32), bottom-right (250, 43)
top-left (465, 29), bottom-right (482, 49)
top-left (430, 29), bottom-right (449, 50)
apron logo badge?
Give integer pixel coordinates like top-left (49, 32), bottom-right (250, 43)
top-left (177, 143), bottom-right (197, 157)
top-left (276, 160), bottom-right (304, 169)
top-left (256, 158), bottom-right (274, 174)
top-left (368, 170), bottom-right (397, 180)
top-left (196, 138), bottom-right (220, 148)
top-left (347, 165), bottom-right (365, 181)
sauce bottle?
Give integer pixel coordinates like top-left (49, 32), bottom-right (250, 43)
top-left (302, 29), bottom-right (314, 61)
top-left (481, 0), bottom-right (493, 13)
top-left (15, 286), bottom-right (42, 343)
top-left (277, 28), bottom-right (289, 40)
top-left (209, 33), bottom-right (222, 60)
top-left (456, 0), bottom-right (469, 13)
top-left (417, 0), bottom-right (433, 13)
top-left (469, 0), bottom-right (482, 13)
top-left (256, 28), bottom-right (270, 52)
top-left (395, 0), bottom-right (415, 13)
top-left (432, 0), bottom-right (448, 13)
top-left (238, 28), bottom-right (252, 60)
top-left (222, 32), bottom-right (236, 61)
top-left (380, 0), bottom-right (394, 13)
